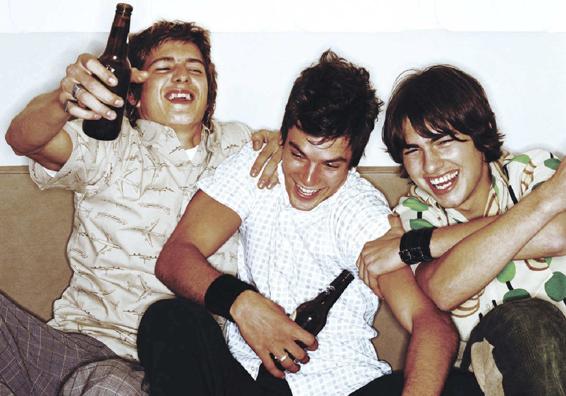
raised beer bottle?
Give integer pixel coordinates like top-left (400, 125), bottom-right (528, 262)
top-left (291, 269), bottom-right (354, 340)
top-left (83, 3), bottom-right (133, 140)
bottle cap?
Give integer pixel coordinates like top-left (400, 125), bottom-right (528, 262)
top-left (116, 3), bottom-right (133, 15)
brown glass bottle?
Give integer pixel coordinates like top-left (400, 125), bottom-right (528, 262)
top-left (83, 3), bottom-right (133, 140)
top-left (262, 270), bottom-right (354, 372)
top-left (290, 269), bottom-right (354, 338)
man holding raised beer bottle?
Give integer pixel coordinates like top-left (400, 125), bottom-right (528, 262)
top-left (138, 50), bottom-right (481, 396)
top-left (4, 10), bottom-right (280, 395)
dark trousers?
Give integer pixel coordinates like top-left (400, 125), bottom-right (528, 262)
top-left (461, 298), bottom-right (566, 396)
top-left (137, 298), bottom-right (481, 395)
top-left (137, 298), bottom-right (290, 396)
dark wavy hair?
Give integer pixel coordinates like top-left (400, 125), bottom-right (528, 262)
top-left (281, 50), bottom-right (383, 167)
top-left (126, 20), bottom-right (217, 130)
top-left (382, 65), bottom-right (504, 177)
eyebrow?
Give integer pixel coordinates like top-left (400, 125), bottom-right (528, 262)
top-left (288, 141), bottom-right (349, 164)
top-left (146, 56), bottom-right (205, 69)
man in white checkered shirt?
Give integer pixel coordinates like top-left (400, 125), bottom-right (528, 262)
top-left (138, 51), bottom-right (476, 395)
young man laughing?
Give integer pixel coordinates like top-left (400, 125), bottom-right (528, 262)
top-left (136, 51), bottom-right (477, 396)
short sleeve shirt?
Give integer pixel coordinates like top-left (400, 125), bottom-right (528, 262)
top-left (30, 117), bottom-right (251, 360)
top-left (395, 149), bottom-right (566, 344)
top-left (199, 143), bottom-right (392, 396)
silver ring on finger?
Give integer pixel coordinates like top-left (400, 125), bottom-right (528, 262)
top-left (278, 354), bottom-right (288, 363)
top-left (71, 83), bottom-right (84, 100)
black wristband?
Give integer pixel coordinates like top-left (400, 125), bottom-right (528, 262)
top-left (204, 274), bottom-right (257, 322)
top-left (399, 227), bottom-right (436, 265)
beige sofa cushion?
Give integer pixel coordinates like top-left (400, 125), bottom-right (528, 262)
top-left (0, 165), bottom-right (410, 370)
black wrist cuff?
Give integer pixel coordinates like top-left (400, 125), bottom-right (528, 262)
top-left (399, 227), bottom-right (436, 265)
top-left (204, 274), bottom-right (257, 322)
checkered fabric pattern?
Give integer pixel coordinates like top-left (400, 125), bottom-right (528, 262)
top-left (199, 143), bottom-right (393, 396)
top-left (61, 358), bottom-right (146, 395)
top-left (0, 293), bottom-right (115, 395)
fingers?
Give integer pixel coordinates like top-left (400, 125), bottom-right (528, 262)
top-left (256, 149), bottom-right (281, 188)
top-left (249, 130), bottom-right (282, 187)
top-left (357, 252), bottom-right (384, 298)
top-left (368, 275), bottom-right (384, 299)
top-left (62, 99), bottom-right (101, 120)
top-left (250, 130), bottom-right (268, 151)
top-left (372, 283), bottom-right (384, 299)
top-left (260, 352), bottom-right (285, 378)
top-left (131, 68), bottom-right (150, 83)
top-left (271, 350), bottom-right (300, 373)
top-left (257, 326), bottom-right (316, 377)
top-left (263, 337), bottom-right (312, 377)
top-left (234, 292), bottom-right (317, 377)
top-left (59, 53), bottom-right (125, 120)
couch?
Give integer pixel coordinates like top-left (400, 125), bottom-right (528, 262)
top-left (0, 165), bottom-right (411, 370)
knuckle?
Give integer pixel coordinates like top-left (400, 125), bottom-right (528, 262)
top-left (65, 64), bottom-right (75, 76)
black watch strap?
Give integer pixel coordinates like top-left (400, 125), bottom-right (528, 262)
top-left (398, 227), bottom-right (436, 265)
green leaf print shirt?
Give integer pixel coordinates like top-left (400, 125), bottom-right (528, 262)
top-left (394, 149), bottom-right (566, 344)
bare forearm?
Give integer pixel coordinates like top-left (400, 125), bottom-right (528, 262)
top-left (6, 89), bottom-right (68, 156)
top-left (418, 183), bottom-right (562, 309)
top-left (430, 213), bottom-right (566, 261)
top-left (378, 268), bottom-right (456, 395)
top-left (402, 312), bottom-right (457, 396)
top-left (155, 240), bottom-right (222, 304)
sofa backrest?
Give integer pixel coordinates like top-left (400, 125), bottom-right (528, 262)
top-left (0, 165), bottom-right (411, 369)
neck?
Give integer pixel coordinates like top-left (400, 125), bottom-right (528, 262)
top-left (459, 163), bottom-right (492, 220)
top-left (172, 123), bottom-right (204, 149)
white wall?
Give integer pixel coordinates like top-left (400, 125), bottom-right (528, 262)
top-left (2, 0), bottom-right (566, 166)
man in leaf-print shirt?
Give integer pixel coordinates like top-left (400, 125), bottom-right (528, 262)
top-left (357, 65), bottom-right (566, 395)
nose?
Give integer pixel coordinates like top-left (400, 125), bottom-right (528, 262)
top-left (423, 147), bottom-right (443, 174)
top-left (172, 64), bottom-right (189, 83)
top-left (301, 163), bottom-right (320, 186)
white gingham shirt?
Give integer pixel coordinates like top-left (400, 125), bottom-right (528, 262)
top-left (30, 118), bottom-right (251, 360)
top-left (199, 143), bottom-right (392, 396)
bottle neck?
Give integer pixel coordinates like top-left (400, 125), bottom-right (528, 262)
top-left (320, 270), bottom-right (354, 307)
top-left (102, 12), bottom-right (131, 58)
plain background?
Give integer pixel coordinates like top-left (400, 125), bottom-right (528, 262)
top-left (2, 0), bottom-right (566, 166)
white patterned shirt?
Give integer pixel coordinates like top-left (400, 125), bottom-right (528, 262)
top-left (30, 117), bottom-right (251, 360)
top-left (395, 149), bottom-right (566, 358)
top-left (199, 143), bottom-right (392, 396)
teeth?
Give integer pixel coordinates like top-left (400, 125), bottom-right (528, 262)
top-left (297, 185), bottom-right (319, 196)
top-left (166, 91), bottom-right (193, 100)
top-left (435, 181), bottom-right (452, 190)
top-left (430, 171), bottom-right (458, 186)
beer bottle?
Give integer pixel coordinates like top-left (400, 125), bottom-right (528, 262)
top-left (290, 269), bottom-right (354, 338)
top-left (263, 270), bottom-right (354, 372)
top-left (83, 3), bottom-right (133, 140)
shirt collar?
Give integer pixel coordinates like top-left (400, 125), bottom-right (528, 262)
top-left (135, 119), bottom-right (214, 164)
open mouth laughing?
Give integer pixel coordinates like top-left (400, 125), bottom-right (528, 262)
top-left (165, 89), bottom-right (194, 103)
top-left (295, 183), bottom-right (323, 199)
top-left (427, 170), bottom-right (458, 192)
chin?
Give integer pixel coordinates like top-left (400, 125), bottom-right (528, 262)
top-left (290, 198), bottom-right (317, 211)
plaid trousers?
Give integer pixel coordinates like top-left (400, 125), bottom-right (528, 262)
top-left (0, 293), bottom-right (145, 395)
